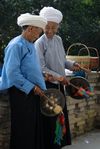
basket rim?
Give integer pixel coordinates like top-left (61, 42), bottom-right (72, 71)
top-left (66, 43), bottom-right (90, 56)
top-left (79, 47), bottom-right (99, 58)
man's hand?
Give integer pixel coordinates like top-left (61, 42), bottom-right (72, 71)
top-left (73, 62), bottom-right (91, 73)
top-left (44, 73), bottom-right (56, 82)
top-left (58, 76), bottom-right (69, 86)
top-left (72, 62), bottom-right (81, 71)
top-left (44, 73), bottom-right (69, 86)
top-left (34, 86), bottom-right (44, 97)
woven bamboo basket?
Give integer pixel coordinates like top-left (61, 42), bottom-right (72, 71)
top-left (66, 43), bottom-right (90, 69)
top-left (89, 47), bottom-right (99, 70)
top-left (79, 47), bottom-right (99, 70)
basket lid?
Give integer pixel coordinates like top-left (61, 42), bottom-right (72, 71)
top-left (66, 77), bottom-right (90, 100)
top-left (40, 88), bottom-right (65, 117)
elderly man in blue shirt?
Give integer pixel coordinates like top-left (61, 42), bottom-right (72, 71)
top-left (0, 13), bottom-right (47, 149)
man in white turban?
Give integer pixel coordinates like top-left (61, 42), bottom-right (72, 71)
top-left (0, 13), bottom-right (48, 149)
top-left (35, 7), bottom-right (80, 149)
top-left (17, 13), bottom-right (47, 30)
top-left (39, 7), bottom-right (63, 24)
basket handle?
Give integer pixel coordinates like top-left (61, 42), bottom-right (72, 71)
top-left (67, 43), bottom-right (90, 56)
top-left (78, 47), bottom-right (99, 57)
top-left (78, 45), bottom-right (90, 56)
top-left (88, 47), bottom-right (99, 58)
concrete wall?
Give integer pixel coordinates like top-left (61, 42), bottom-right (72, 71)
top-left (0, 72), bottom-right (100, 149)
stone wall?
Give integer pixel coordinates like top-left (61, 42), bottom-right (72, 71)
top-left (67, 72), bottom-right (100, 138)
top-left (0, 72), bottom-right (100, 148)
top-left (0, 93), bottom-right (10, 149)
top-left (67, 95), bottom-right (97, 137)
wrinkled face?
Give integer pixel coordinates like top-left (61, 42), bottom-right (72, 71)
top-left (25, 26), bottom-right (42, 42)
top-left (44, 21), bottom-right (59, 39)
top-left (30, 26), bottom-right (42, 41)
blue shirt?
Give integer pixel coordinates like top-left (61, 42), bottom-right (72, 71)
top-left (0, 35), bottom-right (46, 94)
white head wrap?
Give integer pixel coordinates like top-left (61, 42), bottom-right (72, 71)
top-left (17, 13), bottom-right (47, 30)
top-left (39, 7), bottom-right (63, 24)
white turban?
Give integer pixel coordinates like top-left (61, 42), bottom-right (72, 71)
top-left (39, 7), bottom-right (63, 24)
top-left (17, 13), bottom-right (47, 30)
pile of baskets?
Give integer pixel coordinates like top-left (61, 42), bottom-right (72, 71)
top-left (66, 43), bottom-right (99, 71)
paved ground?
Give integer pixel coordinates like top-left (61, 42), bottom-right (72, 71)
top-left (63, 129), bottom-right (100, 149)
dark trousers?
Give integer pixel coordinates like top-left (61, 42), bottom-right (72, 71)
top-left (8, 85), bottom-right (71, 149)
top-left (8, 86), bottom-right (45, 149)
